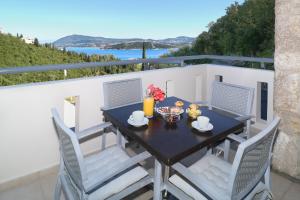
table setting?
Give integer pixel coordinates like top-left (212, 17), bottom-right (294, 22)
top-left (126, 84), bottom-right (214, 133)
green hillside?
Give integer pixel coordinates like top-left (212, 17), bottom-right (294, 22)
top-left (170, 0), bottom-right (274, 58)
top-left (0, 33), bottom-right (140, 86)
top-left (0, 34), bottom-right (89, 67)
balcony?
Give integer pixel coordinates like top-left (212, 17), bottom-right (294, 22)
top-left (0, 56), bottom-right (299, 200)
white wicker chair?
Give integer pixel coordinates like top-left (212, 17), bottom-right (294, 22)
top-left (197, 81), bottom-right (255, 160)
top-left (166, 117), bottom-right (280, 200)
top-left (102, 78), bottom-right (143, 110)
top-left (52, 108), bottom-right (112, 199)
top-left (101, 78), bottom-right (143, 149)
top-left (52, 108), bottom-right (153, 200)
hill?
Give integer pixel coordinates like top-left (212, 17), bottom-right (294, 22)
top-left (105, 41), bottom-right (175, 49)
top-left (0, 33), bottom-right (132, 86)
top-left (53, 35), bottom-right (195, 48)
top-left (0, 33), bottom-right (87, 67)
top-left (170, 0), bottom-right (274, 59)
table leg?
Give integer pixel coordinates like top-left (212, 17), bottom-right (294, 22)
top-left (163, 166), bottom-right (170, 198)
top-left (117, 129), bottom-right (126, 149)
top-left (154, 159), bottom-right (162, 200)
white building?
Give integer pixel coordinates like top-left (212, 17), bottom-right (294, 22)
top-left (23, 37), bottom-right (34, 44)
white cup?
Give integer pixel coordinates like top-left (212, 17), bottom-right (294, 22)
top-left (131, 111), bottom-right (144, 123)
top-left (197, 116), bottom-right (209, 129)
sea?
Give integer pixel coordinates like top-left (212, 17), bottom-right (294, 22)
top-left (66, 47), bottom-right (174, 60)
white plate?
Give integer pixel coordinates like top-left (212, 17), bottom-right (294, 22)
top-left (127, 117), bottom-right (149, 127)
top-left (191, 121), bottom-right (213, 132)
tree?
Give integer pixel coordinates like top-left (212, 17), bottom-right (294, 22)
top-left (44, 43), bottom-right (51, 48)
top-left (169, 0), bottom-right (275, 59)
top-left (141, 42), bottom-right (147, 70)
top-left (34, 38), bottom-right (39, 47)
top-left (142, 42), bottom-right (146, 59)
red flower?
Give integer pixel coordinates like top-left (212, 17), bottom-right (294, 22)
top-left (147, 84), bottom-right (165, 102)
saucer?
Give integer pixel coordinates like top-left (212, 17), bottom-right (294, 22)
top-left (128, 117), bottom-right (149, 127)
top-left (191, 121), bottom-right (213, 132)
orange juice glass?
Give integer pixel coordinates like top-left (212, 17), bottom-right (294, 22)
top-left (143, 96), bottom-right (154, 118)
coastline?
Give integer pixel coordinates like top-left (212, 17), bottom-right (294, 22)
top-left (65, 47), bottom-right (173, 60)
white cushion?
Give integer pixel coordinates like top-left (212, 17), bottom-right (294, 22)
top-left (84, 146), bottom-right (129, 177)
top-left (169, 154), bottom-right (232, 200)
top-left (83, 146), bottom-right (148, 200)
top-left (89, 166), bottom-right (147, 200)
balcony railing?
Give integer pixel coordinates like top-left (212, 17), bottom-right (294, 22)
top-left (0, 55), bottom-right (274, 74)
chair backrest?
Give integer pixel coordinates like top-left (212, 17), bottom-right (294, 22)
top-left (103, 78), bottom-right (143, 109)
top-left (209, 81), bottom-right (254, 116)
top-left (229, 117), bottom-right (280, 200)
top-left (51, 108), bottom-right (87, 190)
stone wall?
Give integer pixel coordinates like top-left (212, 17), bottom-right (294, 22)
top-left (273, 0), bottom-right (300, 179)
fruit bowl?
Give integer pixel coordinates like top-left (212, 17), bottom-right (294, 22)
top-left (156, 106), bottom-right (182, 124)
top-left (162, 113), bottom-right (181, 124)
top-left (186, 108), bottom-right (201, 119)
top-left (156, 106), bottom-right (184, 116)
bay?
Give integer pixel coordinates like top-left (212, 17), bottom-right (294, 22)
top-left (66, 47), bottom-right (173, 60)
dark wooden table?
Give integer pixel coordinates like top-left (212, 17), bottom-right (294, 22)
top-left (103, 96), bottom-right (243, 165)
top-left (103, 96), bottom-right (243, 200)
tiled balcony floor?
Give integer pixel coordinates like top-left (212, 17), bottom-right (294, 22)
top-left (1, 136), bottom-right (300, 200)
top-left (0, 169), bottom-right (299, 200)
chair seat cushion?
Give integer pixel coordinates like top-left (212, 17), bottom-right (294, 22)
top-left (169, 154), bottom-right (232, 200)
top-left (84, 146), bottom-right (148, 199)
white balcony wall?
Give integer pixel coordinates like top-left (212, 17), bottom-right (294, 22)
top-left (0, 64), bottom-right (274, 185)
top-left (0, 65), bottom-right (205, 184)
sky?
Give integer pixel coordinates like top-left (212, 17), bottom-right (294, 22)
top-left (0, 0), bottom-right (245, 42)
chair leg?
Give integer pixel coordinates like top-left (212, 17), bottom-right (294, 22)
top-left (121, 136), bottom-right (126, 148)
top-left (55, 157), bottom-right (64, 200)
top-left (54, 176), bottom-right (62, 200)
top-left (154, 159), bottom-right (162, 200)
top-left (246, 120), bottom-right (251, 139)
top-left (101, 133), bottom-right (106, 150)
top-left (117, 129), bottom-right (122, 148)
top-left (264, 166), bottom-right (271, 190)
top-left (224, 139), bottom-right (230, 161)
top-left (206, 147), bottom-right (212, 155)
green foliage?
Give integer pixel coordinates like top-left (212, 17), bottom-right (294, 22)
top-left (34, 38), bottom-right (39, 47)
top-left (142, 42), bottom-right (147, 71)
top-left (142, 42), bottom-right (146, 59)
top-left (169, 0), bottom-right (275, 58)
top-left (0, 33), bottom-right (85, 67)
top-left (0, 33), bottom-right (141, 86)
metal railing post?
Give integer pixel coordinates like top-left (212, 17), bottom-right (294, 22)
top-left (180, 60), bottom-right (185, 67)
